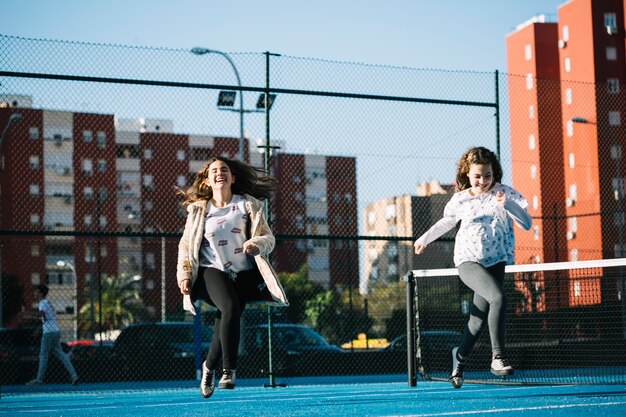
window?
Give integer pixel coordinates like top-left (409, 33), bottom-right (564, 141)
top-left (145, 200), bottom-right (153, 211)
top-left (84, 215), bottom-right (93, 227)
top-left (611, 145), bottom-right (622, 160)
top-left (30, 213), bottom-right (40, 226)
top-left (533, 225), bottom-right (539, 241)
top-left (385, 204), bottom-right (396, 220)
top-left (564, 57), bottom-right (571, 73)
top-left (98, 187), bottom-right (107, 201)
top-left (530, 164), bottom-right (537, 180)
top-left (99, 215), bottom-right (107, 228)
top-left (84, 186), bottom-right (94, 199)
top-left (29, 184), bottom-right (40, 196)
top-left (29, 155), bottom-right (40, 169)
top-left (562, 25), bottom-right (569, 42)
top-left (145, 253), bottom-right (156, 270)
top-left (177, 150), bottom-right (185, 161)
top-left (83, 130), bottom-right (93, 143)
top-left (569, 183), bottom-right (577, 202)
top-left (97, 131), bottom-right (106, 149)
top-left (605, 13), bottom-right (617, 33)
top-left (143, 174), bottom-right (154, 191)
top-left (566, 120), bottom-right (573, 137)
top-left (524, 44), bottom-right (532, 60)
top-left (528, 105), bottom-right (534, 120)
top-left (532, 195), bottom-right (538, 210)
top-left (606, 47), bottom-right (617, 61)
top-left (565, 88), bottom-right (572, 105)
top-left (82, 159), bottom-right (93, 176)
top-left (528, 134), bottom-right (535, 150)
top-left (144, 149), bottom-right (153, 160)
top-left (31, 272), bottom-right (40, 285)
top-left (31, 245), bottom-right (40, 256)
top-left (525, 73), bottom-right (533, 90)
top-left (612, 177), bottom-right (624, 200)
top-left (29, 127), bottom-right (39, 140)
top-left (368, 211), bottom-right (376, 226)
top-left (569, 216), bottom-right (577, 232)
top-left (608, 111), bottom-right (621, 126)
top-left (607, 79), bottom-right (620, 94)
top-left (568, 153), bottom-right (575, 168)
top-left (97, 159), bottom-right (107, 173)
top-left (177, 175), bottom-right (186, 187)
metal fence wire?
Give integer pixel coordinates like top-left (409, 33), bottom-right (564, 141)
top-left (0, 34), bottom-right (622, 385)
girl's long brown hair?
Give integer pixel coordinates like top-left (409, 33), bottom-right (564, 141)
top-left (455, 147), bottom-right (503, 192)
top-left (177, 156), bottom-right (276, 208)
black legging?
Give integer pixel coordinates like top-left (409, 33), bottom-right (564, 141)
top-left (200, 266), bottom-right (265, 370)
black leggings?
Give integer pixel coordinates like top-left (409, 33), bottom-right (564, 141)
top-left (200, 266), bottom-right (264, 370)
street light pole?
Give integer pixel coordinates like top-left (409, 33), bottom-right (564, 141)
top-left (190, 47), bottom-right (245, 161)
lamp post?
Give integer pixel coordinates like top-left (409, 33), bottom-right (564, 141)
top-left (190, 47), bottom-right (277, 161)
top-left (573, 116), bottom-right (626, 338)
top-left (0, 112), bottom-right (22, 327)
top-left (190, 47), bottom-right (245, 161)
top-left (56, 260), bottom-right (78, 340)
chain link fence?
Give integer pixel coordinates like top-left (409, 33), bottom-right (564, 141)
top-left (0, 34), bottom-right (619, 385)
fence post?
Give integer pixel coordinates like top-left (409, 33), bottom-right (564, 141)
top-left (405, 271), bottom-right (416, 387)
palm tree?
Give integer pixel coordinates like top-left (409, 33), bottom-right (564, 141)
top-left (78, 274), bottom-right (147, 339)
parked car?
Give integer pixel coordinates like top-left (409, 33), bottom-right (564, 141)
top-left (380, 330), bottom-right (463, 373)
top-left (109, 322), bottom-right (213, 381)
top-left (67, 340), bottom-right (115, 382)
top-left (238, 323), bottom-right (345, 377)
top-left (0, 327), bottom-right (70, 384)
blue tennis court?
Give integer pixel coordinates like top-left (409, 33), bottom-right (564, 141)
top-left (2, 376), bottom-right (625, 417)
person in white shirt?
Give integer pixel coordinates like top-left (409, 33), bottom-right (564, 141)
top-left (27, 284), bottom-right (78, 386)
top-left (414, 147), bottom-right (531, 389)
top-left (176, 156), bottom-right (288, 399)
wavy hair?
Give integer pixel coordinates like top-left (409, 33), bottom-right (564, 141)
top-left (455, 146), bottom-right (503, 192)
top-left (177, 156), bottom-right (276, 208)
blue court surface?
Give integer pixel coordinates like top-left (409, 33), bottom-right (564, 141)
top-left (2, 376), bottom-right (626, 417)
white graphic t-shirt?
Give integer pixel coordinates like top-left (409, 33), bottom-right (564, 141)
top-left (444, 183), bottom-right (528, 267)
top-left (199, 194), bottom-right (253, 273)
top-left (39, 299), bottom-right (60, 334)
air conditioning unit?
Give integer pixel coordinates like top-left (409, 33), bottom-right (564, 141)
top-left (566, 231), bottom-right (576, 240)
top-left (565, 197), bottom-right (575, 207)
top-left (607, 25), bottom-right (618, 35)
top-left (558, 39), bottom-right (567, 49)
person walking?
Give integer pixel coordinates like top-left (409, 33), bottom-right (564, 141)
top-left (27, 284), bottom-right (79, 386)
top-left (176, 156), bottom-right (289, 399)
top-left (414, 146), bottom-right (531, 389)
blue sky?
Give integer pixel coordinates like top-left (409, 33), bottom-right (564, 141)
top-left (1, 0), bottom-right (564, 71)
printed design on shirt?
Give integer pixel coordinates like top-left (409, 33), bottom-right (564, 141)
top-left (217, 218), bottom-right (227, 226)
top-left (231, 227), bottom-right (241, 234)
top-left (224, 261), bottom-right (232, 269)
top-left (242, 213), bottom-right (249, 221)
top-left (234, 247), bottom-right (243, 254)
top-left (218, 240), bottom-right (228, 246)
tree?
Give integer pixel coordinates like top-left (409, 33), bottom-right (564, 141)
top-left (78, 273), bottom-right (147, 338)
top-left (277, 264), bottom-right (324, 324)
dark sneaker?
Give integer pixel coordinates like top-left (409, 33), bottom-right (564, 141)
top-left (218, 369), bottom-right (236, 389)
top-left (449, 347), bottom-right (466, 389)
top-left (200, 361), bottom-right (215, 398)
top-left (26, 379), bottom-right (43, 386)
top-left (490, 354), bottom-right (513, 376)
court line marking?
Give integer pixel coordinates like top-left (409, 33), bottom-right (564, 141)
top-left (382, 400), bottom-right (626, 417)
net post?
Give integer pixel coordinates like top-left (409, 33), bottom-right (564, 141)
top-left (404, 271), bottom-right (417, 387)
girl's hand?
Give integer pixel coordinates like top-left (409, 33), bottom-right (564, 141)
top-left (243, 242), bottom-right (260, 256)
top-left (179, 279), bottom-right (190, 295)
top-left (495, 190), bottom-right (506, 206)
top-left (414, 242), bottom-right (426, 255)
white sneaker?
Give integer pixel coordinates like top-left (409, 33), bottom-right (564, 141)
top-left (449, 347), bottom-right (466, 389)
top-left (490, 355), bottom-right (513, 376)
top-left (218, 369), bottom-right (236, 389)
top-left (200, 361), bottom-right (215, 398)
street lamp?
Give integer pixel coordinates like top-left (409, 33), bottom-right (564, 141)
top-left (0, 112), bottom-right (22, 148)
top-left (190, 48), bottom-right (277, 161)
top-left (191, 47), bottom-right (245, 161)
top-left (56, 260), bottom-right (78, 340)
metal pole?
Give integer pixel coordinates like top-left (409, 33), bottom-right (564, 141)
top-left (405, 272), bottom-right (416, 387)
top-left (494, 70), bottom-right (501, 158)
top-left (161, 234), bottom-right (166, 322)
top-left (191, 48), bottom-right (244, 161)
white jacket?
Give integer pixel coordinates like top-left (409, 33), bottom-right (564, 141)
top-left (176, 194), bottom-right (289, 312)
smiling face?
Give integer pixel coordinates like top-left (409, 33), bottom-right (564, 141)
top-left (467, 163), bottom-right (494, 195)
top-left (206, 159), bottom-right (235, 191)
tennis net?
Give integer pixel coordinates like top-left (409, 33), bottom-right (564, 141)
top-left (404, 258), bottom-right (626, 385)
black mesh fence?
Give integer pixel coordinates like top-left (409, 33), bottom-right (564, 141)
top-left (0, 34), bottom-right (623, 386)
